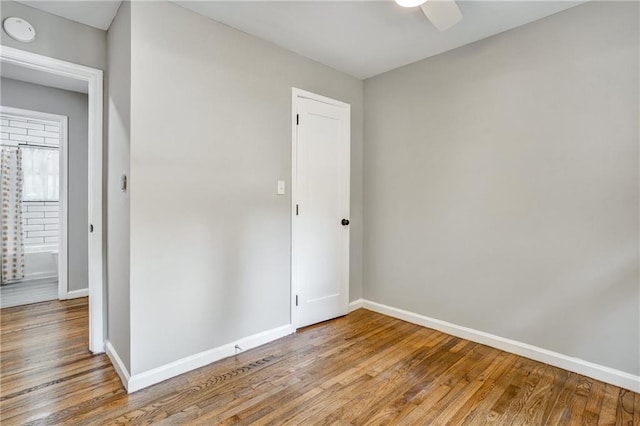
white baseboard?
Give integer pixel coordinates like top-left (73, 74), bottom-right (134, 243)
top-left (348, 298), bottom-right (364, 312)
top-left (105, 340), bottom-right (130, 392)
top-left (104, 301), bottom-right (638, 394)
top-left (126, 324), bottom-right (295, 393)
top-left (361, 300), bottom-right (640, 393)
top-left (66, 288), bottom-right (89, 299)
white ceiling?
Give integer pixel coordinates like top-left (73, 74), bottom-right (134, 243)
top-left (14, 0), bottom-right (121, 30)
top-left (11, 1), bottom-right (584, 79)
top-left (175, 1), bottom-right (585, 79)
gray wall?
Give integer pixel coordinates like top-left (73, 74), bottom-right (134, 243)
top-left (0, 1), bottom-right (107, 71)
top-left (1, 77), bottom-right (89, 293)
top-left (363, 1), bottom-right (639, 375)
top-left (128, 1), bottom-right (363, 374)
top-left (106, 1), bottom-right (131, 372)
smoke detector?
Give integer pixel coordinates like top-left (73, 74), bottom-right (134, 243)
top-left (3, 17), bottom-right (36, 43)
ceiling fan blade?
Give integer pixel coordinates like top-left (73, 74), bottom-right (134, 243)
top-left (420, 0), bottom-right (462, 31)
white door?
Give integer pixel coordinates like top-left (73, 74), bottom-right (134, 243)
top-left (292, 88), bottom-right (350, 329)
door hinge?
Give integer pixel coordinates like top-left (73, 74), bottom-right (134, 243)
top-left (296, 114), bottom-right (299, 125)
top-left (296, 204), bottom-right (299, 216)
top-left (296, 295), bottom-right (299, 306)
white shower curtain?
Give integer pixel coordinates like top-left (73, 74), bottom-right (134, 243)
top-left (1, 146), bottom-right (25, 283)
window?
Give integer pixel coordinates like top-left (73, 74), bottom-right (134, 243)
top-left (21, 146), bottom-right (59, 201)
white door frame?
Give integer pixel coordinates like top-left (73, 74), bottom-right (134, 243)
top-left (0, 106), bottom-right (68, 299)
top-left (1, 46), bottom-right (105, 353)
top-left (291, 87), bottom-right (350, 328)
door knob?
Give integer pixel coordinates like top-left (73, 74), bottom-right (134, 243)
top-left (341, 219), bottom-right (350, 226)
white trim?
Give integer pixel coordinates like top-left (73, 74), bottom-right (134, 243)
top-left (59, 119), bottom-right (68, 300)
top-left (67, 288), bottom-right (89, 299)
top-left (58, 116), bottom-right (68, 301)
top-left (0, 106), bottom-right (68, 301)
top-left (291, 88), bottom-right (298, 329)
top-left (291, 87), bottom-right (351, 329)
top-left (292, 87), bottom-right (350, 109)
top-left (0, 106), bottom-right (68, 122)
top-left (127, 324), bottom-right (295, 393)
top-left (348, 298), bottom-right (364, 312)
top-left (105, 340), bottom-right (130, 392)
top-left (360, 299), bottom-right (640, 393)
top-left (0, 46), bottom-right (105, 354)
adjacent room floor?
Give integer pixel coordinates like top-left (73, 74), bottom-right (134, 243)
top-left (0, 278), bottom-right (57, 309)
top-left (0, 298), bottom-right (637, 424)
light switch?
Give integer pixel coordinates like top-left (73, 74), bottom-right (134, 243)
top-left (277, 180), bottom-right (285, 195)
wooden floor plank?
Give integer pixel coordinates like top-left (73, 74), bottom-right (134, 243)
top-left (1, 298), bottom-right (638, 424)
top-left (617, 388), bottom-right (635, 426)
top-left (599, 383), bottom-right (623, 425)
top-left (403, 345), bottom-right (505, 425)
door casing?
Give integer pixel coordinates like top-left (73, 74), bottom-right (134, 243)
top-left (0, 46), bottom-right (105, 353)
top-left (0, 106), bottom-right (68, 300)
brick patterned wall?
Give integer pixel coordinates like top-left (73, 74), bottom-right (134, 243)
top-left (22, 201), bottom-right (60, 248)
top-left (1, 114), bottom-right (60, 250)
top-left (0, 116), bottom-right (60, 147)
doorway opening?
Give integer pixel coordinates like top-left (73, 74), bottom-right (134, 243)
top-left (0, 46), bottom-right (104, 353)
top-left (0, 106), bottom-right (68, 307)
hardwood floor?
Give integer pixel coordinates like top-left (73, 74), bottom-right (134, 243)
top-left (1, 298), bottom-right (638, 425)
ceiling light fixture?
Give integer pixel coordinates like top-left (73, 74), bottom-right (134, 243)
top-left (393, 0), bottom-right (462, 31)
top-left (394, 0), bottom-right (428, 7)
